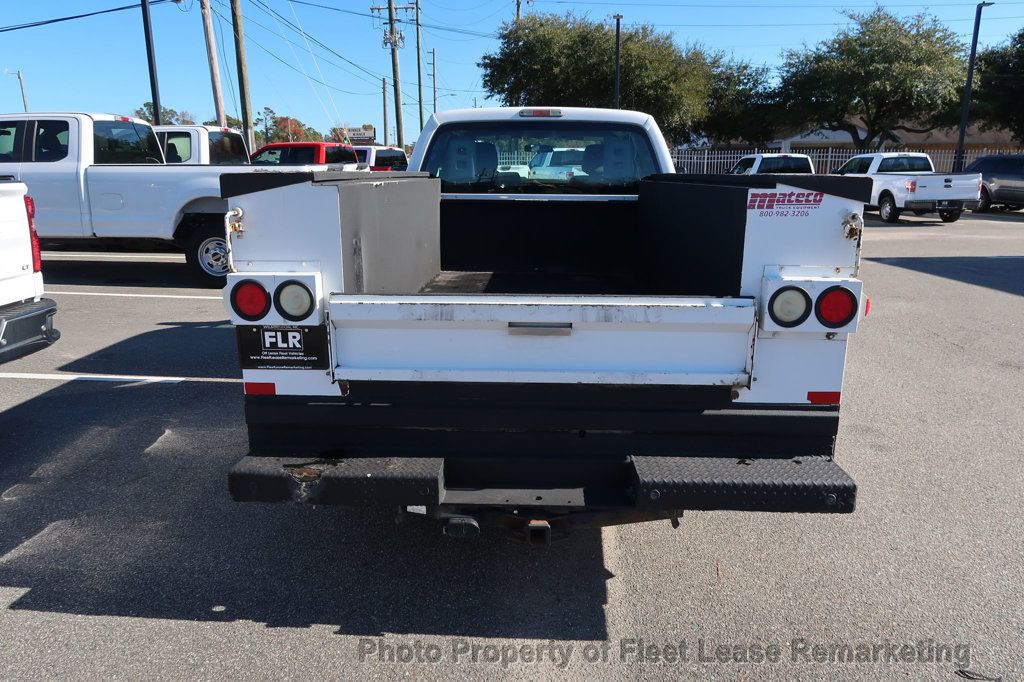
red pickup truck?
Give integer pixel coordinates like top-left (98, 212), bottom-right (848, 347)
top-left (250, 142), bottom-right (360, 167)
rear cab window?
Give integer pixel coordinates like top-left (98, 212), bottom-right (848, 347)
top-left (375, 149), bottom-right (408, 170)
top-left (93, 120), bottom-right (163, 164)
top-left (759, 156), bottom-right (812, 173)
top-left (208, 131), bottom-right (249, 164)
top-left (324, 145), bottom-right (358, 165)
top-left (420, 121), bottom-right (659, 194)
top-left (876, 156), bottom-right (932, 173)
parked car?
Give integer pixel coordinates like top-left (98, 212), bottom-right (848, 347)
top-left (729, 153), bottom-right (815, 174)
top-left (352, 145), bottom-right (409, 170)
top-left (832, 152), bottom-right (981, 223)
top-left (964, 154), bottom-right (1024, 212)
top-left (154, 124), bottom-right (249, 165)
top-left (217, 106), bottom-right (869, 542)
top-left (251, 142), bottom-right (360, 167)
top-left (528, 146), bottom-right (587, 180)
top-left (0, 181), bottom-right (58, 363)
top-left (0, 112), bottom-right (314, 285)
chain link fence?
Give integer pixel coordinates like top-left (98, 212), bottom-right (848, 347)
top-left (671, 147), bottom-right (1024, 174)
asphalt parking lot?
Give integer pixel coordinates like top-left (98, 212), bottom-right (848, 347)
top-left (0, 210), bottom-right (1021, 680)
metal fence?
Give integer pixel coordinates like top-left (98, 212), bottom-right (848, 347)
top-left (671, 147), bottom-right (1024, 174)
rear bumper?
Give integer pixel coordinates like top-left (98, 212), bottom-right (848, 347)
top-left (904, 199), bottom-right (978, 211)
top-left (0, 297), bottom-right (59, 362)
top-left (228, 453), bottom-right (856, 514)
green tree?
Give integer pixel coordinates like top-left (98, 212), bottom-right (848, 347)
top-left (134, 101), bottom-right (182, 125)
top-left (975, 29), bottom-right (1024, 143)
top-left (698, 58), bottom-right (781, 145)
top-left (777, 9), bottom-right (965, 149)
top-left (478, 13), bottom-right (712, 142)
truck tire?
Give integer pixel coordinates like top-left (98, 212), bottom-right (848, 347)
top-left (974, 187), bottom-right (991, 213)
top-left (939, 210), bottom-right (962, 223)
top-left (878, 194), bottom-right (901, 223)
top-left (184, 223), bottom-right (229, 287)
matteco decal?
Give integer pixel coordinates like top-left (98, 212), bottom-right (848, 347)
top-left (747, 191), bottom-right (825, 210)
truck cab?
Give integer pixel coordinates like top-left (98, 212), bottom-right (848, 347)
top-left (218, 107), bottom-right (870, 543)
top-left (154, 124), bottom-right (250, 165)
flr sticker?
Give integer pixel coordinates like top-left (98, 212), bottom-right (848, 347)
top-left (236, 325), bottom-right (329, 370)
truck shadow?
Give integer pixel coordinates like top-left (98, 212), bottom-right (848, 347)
top-left (0, 339), bottom-right (611, 640)
top-left (58, 321), bottom-right (238, 379)
top-left (866, 256), bottom-right (1024, 297)
top-left (39, 259), bottom-right (203, 290)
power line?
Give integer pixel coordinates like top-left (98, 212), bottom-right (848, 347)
top-left (534, 0), bottom-right (1024, 6)
top-left (0, 0), bottom-right (175, 33)
top-left (288, 0), bottom-right (497, 38)
top-left (629, 14), bottom-right (1024, 27)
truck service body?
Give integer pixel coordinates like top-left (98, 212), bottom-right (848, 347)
top-left (219, 107), bottom-right (870, 541)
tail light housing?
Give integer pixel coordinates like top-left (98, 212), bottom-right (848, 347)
top-left (370, 165), bottom-right (393, 171)
top-left (230, 280), bottom-right (271, 321)
top-left (24, 195), bottom-right (41, 273)
top-left (905, 179), bottom-right (917, 193)
top-left (815, 286), bottom-right (858, 328)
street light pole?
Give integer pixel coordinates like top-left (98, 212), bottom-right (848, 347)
top-left (613, 14), bottom-right (622, 109)
top-left (4, 70), bottom-right (28, 112)
top-left (140, 0), bottom-right (163, 125)
top-left (953, 1), bottom-right (993, 172)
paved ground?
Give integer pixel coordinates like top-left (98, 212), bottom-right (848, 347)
top-left (0, 210), bottom-right (1021, 680)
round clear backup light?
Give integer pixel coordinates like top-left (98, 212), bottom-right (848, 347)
top-left (768, 286), bottom-right (812, 327)
top-left (274, 280), bottom-right (315, 321)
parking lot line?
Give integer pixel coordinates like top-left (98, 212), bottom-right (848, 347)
top-left (0, 372), bottom-right (240, 384)
top-left (45, 291), bottom-right (222, 301)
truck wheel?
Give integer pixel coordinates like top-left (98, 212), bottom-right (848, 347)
top-left (939, 210), bottom-right (962, 223)
top-left (974, 187), bottom-right (991, 213)
top-left (185, 225), bottom-right (229, 287)
top-left (878, 194), bottom-right (901, 223)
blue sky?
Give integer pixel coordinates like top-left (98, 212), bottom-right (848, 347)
top-left (1, 0), bottom-right (1021, 143)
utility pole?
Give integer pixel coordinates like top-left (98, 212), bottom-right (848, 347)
top-left (382, 78), bottom-right (389, 146)
top-left (230, 0), bottom-right (255, 150)
top-left (516, 0), bottom-right (521, 20)
top-left (4, 70), bottom-right (28, 112)
top-left (199, 0), bottom-right (226, 127)
top-left (613, 14), bottom-right (622, 109)
top-left (372, 1), bottom-right (415, 147)
top-left (140, 0), bottom-right (163, 125)
top-left (954, 1), bottom-right (994, 172)
top-left (415, 0), bottom-right (424, 130)
top-left (431, 48), bottom-right (438, 113)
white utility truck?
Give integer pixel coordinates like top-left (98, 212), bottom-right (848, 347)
top-left (832, 152), bottom-right (981, 223)
top-left (219, 107), bottom-right (871, 543)
top-left (0, 113), bottom-right (316, 284)
top-left (154, 124), bottom-right (250, 165)
top-left (0, 181), bottom-right (58, 362)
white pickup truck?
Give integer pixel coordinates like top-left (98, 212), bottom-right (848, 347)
top-left (0, 113), bottom-right (310, 284)
top-left (833, 152), bottom-right (981, 223)
top-left (218, 107), bottom-right (870, 543)
top-left (0, 181), bottom-right (58, 362)
top-left (154, 124), bottom-right (250, 165)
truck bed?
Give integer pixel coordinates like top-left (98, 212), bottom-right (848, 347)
top-left (419, 269), bottom-right (646, 295)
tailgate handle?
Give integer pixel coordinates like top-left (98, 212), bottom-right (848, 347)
top-left (507, 321), bottom-right (573, 336)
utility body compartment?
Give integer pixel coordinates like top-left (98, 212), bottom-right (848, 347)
top-left (220, 168), bottom-right (872, 530)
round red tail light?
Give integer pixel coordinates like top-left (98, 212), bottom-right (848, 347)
top-left (815, 286), bottom-right (858, 328)
top-left (230, 280), bottom-right (271, 321)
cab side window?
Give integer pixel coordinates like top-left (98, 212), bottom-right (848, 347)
top-left (32, 120), bottom-right (70, 162)
top-left (0, 121), bottom-right (26, 163)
